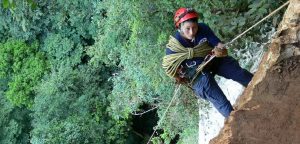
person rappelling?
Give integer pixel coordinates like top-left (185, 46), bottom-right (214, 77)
top-left (162, 7), bottom-right (253, 118)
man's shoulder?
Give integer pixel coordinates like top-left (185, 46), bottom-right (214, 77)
top-left (198, 23), bottom-right (210, 31)
top-left (171, 31), bottom-right (182, 41)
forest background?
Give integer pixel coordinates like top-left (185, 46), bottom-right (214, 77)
top-left (0, 0), bottom-right (286, 143)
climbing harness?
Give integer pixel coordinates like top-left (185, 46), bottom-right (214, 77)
top-left (147, 1), bottom-right (290, 144)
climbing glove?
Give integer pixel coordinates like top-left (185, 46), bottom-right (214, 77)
top-left (212, 47), bottom-right (228, 57)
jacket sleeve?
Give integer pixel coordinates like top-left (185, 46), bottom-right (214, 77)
top-left (166, 47), bottom-right (176, 55)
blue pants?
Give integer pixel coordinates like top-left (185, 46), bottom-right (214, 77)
top-left (191, 56), bottom-right (253, 117)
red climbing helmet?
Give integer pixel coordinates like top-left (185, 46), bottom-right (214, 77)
top-left (174, 7), bottom-right (199, 28)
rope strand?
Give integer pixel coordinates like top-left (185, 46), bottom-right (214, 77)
top-left (146, 84), bottom-right (181, 144)
top-left (227, 1), bottom-right (290, 46)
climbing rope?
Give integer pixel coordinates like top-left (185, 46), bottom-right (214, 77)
top-left (148, 1), bottom-right (290, 143)
top-left (162, 36), bottom-right (213, 77)
top-left (146, 84), bottom-right (181, 144)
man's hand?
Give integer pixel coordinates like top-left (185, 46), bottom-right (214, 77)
top-left (212, 43), bottom-right (227, 57)
top-left (216, 43), bottom-right (225, 49)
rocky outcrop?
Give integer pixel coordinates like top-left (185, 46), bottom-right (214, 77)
top-left (210, 0), bottom-right (300, 144)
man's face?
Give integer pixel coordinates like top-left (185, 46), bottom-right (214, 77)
top-left (180, 21), bottom-right (198, 40)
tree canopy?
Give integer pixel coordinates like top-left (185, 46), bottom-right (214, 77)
top-left (0, 0), bottom-right (287, 143)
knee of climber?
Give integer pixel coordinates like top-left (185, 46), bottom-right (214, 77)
top-left (218, 59), bottom-right (253, 87)
top-left (192, 78), bottom-right (206, 100)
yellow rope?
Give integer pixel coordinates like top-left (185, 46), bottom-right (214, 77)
top-left (162, 36), bottom-right (213, 77)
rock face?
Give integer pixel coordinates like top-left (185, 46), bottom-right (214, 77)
top-left (210, 0), bottom-right (300, 144)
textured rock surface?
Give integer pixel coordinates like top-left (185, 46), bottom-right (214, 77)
top-left (210, 0), bottom-right (300, 144)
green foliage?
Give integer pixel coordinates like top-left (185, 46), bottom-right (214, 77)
top-left (89, 0), bottom-right (287, 142)
top-left (31, 64), bottom-right (127, 144)
top-left (189, 0), bottom-right (286, 42)
top-left (2, 0), bottom-right (36, 9)
top-left (0, 91), bottom-right (32, 144)
top-left (176, 126), bottom-right (199, 144)
top-left (0, 0), bottom-right (288, 143)
top-left (0, 0), bottom-right (103, 42)
top-left (0, 39), bottom-right (47, 107)
top-left (1, 0), bottom-right (130, 143)
top-left (41, 33), bottom-right (82, 68)
top-left (89, 0), bottom-right (178, 120)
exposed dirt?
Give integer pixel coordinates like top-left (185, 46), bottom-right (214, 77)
top-left (210, 0), bottom-right (300, 144)
top-left (211, 56), bottom-right (300, 144)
